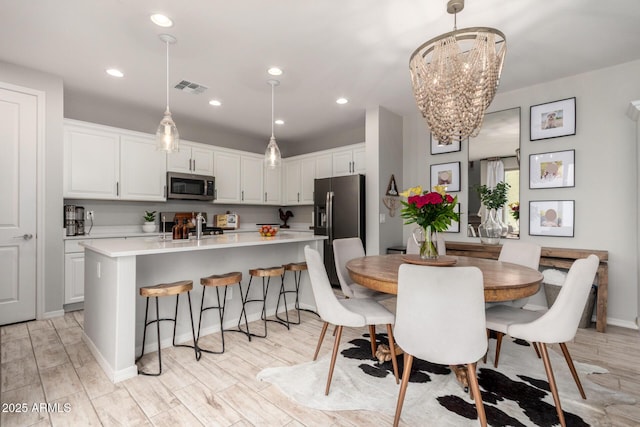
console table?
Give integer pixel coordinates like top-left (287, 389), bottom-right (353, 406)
top-left (445, 242), bottom-right (609, 333)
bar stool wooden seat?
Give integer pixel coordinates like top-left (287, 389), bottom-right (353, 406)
top-left (136, 280), bottom-right (200, 376)
top-left (276, 262), bottom-right (318, 325)
top-left (197, 271), bottom-right (243, 354)
top-left (237, 266), bottom-right (286, 339)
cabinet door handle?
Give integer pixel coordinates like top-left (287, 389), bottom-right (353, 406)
top-left (192, 159), bottom-right (196, 171)
top-left (116, 181), bottom-right (119, 196)
top-left (214, 189), bottom-right (217, 200)
top-left (264, 192), bottom-right (267, 202)
top-left (297, 192), bottom-right (300, 202)
top-left (242, 190), bottom-right (244, 201)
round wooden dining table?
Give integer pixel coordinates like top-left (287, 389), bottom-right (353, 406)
top-left (346, 254), bottom-right (543, 302)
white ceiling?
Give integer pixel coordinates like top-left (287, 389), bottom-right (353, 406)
top-left (2, 0), bottom-right (640, 146)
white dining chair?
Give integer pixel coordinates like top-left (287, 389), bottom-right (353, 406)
top-left (484, 240), bottom-right (541, 367)
top-left (304, 245), bottom-right (399, 395)
top-left (487, 255), bottom-right (599, 427)
top-left (333, 238), bottom-right (388, 299)
top-left (393, 264), bottom-right (487, 427)
top-left (405, 234), bottom-right (447, 256)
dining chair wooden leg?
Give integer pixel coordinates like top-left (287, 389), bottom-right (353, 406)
top-left (482, 329), bottom-right (490, 364)
top-left (369, 325), bottom-right (377, 357)
top-left (386, 324), bottom-right (399, 384)
top-left (325, 325), bottom-right (343, 395)
top-left (494, 331), bottom-right (504, 368)
top-left (393, 353), bottom-right (414, 427)
top-left (532, 341), bottom-right (542, 359)
top-left (539, 343), bottom-right (566, 427)
top-left (559, 342), bottom-right (586, 399)
top-left (314, 322), bottom-right (329, 361)
top-left (466, 362), bottom-right (487, 427)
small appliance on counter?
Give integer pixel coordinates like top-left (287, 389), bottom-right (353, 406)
top-left (213, 213), bottom-right (239, 230)
top-left (64, 204), bottom-right (85, 236)
top-left (159, 212), bottom-right (224, 237)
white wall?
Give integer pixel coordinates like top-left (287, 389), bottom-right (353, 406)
top-left (0, 61), bottom-right (65, 317)
top-left (403, 59), bottom-right (640, 328)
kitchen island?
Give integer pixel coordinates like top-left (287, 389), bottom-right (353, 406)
top-left (80, 231), bottom-right (326, 383)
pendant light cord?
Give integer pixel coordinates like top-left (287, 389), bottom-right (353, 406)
top-left (165, 40), bottom-right (170, 111)
top-left (271, 82), bottom-right (275, 138)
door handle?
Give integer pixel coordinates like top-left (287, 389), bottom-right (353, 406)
top-left (13, 234), bottom-right (33, 240)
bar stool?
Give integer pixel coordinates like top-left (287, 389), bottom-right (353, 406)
top-left (197, 272), bottom-right (243, 354)
top-left (237, 266), bottom-right (286, 339)
top-left (136, 280), bottom-right (200, 376)
top-left (276, 262), bottom-right (318, 325)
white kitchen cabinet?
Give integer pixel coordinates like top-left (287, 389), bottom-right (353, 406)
top-left (166, 141), bottom-right (215, 176)
top-left (332, 143), bottom-right (366, 176)
top-left (64, 120), bottom-right (166, 201)
top-left (240, 155), bottom-right (264, 204)
top-left (120, 135), bottom-right (167, 201)
top-left (263, 162), bottom-right (282, 204)
top-left (64, 123), bottom-right (120, 199)
top-left (213, 150), bottom-right (242, 203)
top-left (300, 157), bottom-right (316, 203)
top-left (64, 253), bottom-right (85, 304)
top-left (284, 156), bottom-right (316, 205)
top-left (315, 153), bottom-right (333, 179)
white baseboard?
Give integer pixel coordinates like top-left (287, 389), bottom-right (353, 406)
top-left (41, 309), bottom-right (65, 320)
top-left (83, 332), bottom-right (137, 383)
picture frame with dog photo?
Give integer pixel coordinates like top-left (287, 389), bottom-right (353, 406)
top-left (530, 97), bottom-right (576, 141)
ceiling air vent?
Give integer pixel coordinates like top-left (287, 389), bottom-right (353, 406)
top-left (174, 80), bottom-right (208, 95)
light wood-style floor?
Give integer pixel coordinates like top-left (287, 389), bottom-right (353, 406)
top-left (1, 307), bottom-right (640, 426)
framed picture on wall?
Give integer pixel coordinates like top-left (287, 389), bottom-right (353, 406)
top-left (443, 203), bottom-right (461, 233)
top-left (430, 161), bottom-right (461, 192)
top-left (530, 97), bottom-right (576, 141)
top-left (529, 149), bottom-right (575, 189)
top-left (430, 133), bottom-right (463, 155)
top-left (529, 200), bottom-right (575, 237)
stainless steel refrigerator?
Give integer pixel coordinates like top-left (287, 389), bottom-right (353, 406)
top-left (313, 174), bottom-right (366, 285)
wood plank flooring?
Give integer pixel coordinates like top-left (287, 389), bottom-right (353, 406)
top-left (1, 307), bottom-right (639, 426)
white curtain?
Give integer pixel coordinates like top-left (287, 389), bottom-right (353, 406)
top-left (478, 159), bottom-right (505, 221)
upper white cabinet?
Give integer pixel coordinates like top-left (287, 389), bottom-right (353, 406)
top-left (263, 162), bottom-right (282, 205)
top-left (283, 156), bottom-right (316, 205)
top-left (213, 150), bottom-right (241, 203)
top-left (240, 154), bottom-right (264, 204)
top-left (332, 143), bottom-right (366, 176)
top-left (167, 141), bottom-right (215, 176)
top-left (300, 157), bottom-right (316, 204)
top-left (64, 120), bottom-right (166, 201)
top-left (315, 153), bottom-right (333, 179)
top-left (120, 135), bottom-right (167, 201)
top-left (213, 149), bottom-right (266, 204)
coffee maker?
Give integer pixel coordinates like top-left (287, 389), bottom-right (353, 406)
top-left (64, 205), bottom-right (85, 236)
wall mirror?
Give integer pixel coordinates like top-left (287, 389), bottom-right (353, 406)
top-left (467, 107), bottom-right (521, 239)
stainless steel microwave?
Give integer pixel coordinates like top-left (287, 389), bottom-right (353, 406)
top-left (166, 172), bottom-right (215, 201)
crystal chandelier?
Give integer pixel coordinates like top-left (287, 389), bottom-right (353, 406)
top-left (409, 0), bottom-right (506, 145)
top-left (156, 34), bottom-right (180, 152)
top-left (264, 79), bottom-right (282, 169)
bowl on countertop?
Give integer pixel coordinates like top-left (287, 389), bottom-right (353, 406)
top-left (258, 225), bottom-right (279, 237)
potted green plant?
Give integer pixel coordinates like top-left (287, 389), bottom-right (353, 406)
top-left (475, 182), bottom-right (510, 244)
top-left (142, 210), bottom-right (156, 233)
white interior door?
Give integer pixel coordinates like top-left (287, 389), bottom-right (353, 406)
top-left (0, 85), bottom-right (37, 325)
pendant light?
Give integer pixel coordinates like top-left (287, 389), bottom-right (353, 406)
top-left (264, 79), bottom-right (282, 169)
top-left (156, 34), bottom-right (180, 152)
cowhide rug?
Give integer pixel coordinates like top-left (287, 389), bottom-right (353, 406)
top-left (257, 334), bottom-right (635, 426)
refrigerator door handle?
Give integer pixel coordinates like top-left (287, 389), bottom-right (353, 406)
top-left (326, 191), bottom-right (334, 242)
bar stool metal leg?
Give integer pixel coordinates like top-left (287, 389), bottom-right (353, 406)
top-left (197, 285), bottom-right (228, 353)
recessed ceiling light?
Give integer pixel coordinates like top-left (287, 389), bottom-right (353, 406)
top-left (150, 14), bottom-right (173, 27)
top-left (106, 68), bottom-right (124, 78)
top-left (275, 119), bottom-right (284, 125)
top-left (268, 67), bottom-right (283, 76)
top-left (336, 97), bottom-right (349, 105)
top-left (209, 99), bottom-right (222, 106)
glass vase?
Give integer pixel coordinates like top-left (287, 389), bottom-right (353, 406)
top-left (412, 225), bottom-right (439, 259)
top-left (478, 208), bottom-right (502, 245)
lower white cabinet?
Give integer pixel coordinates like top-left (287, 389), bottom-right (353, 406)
top-left (64, 238), bottom-right (125, 304)
top-left (64, 252), bottom-right (85, 305)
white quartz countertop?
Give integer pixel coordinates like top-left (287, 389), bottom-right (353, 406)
top-left (80, 231), bottom-right (326, 257)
